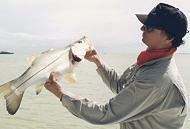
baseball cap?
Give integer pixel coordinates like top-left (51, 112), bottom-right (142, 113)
top-left (136, 3), bottom-right (188, 39)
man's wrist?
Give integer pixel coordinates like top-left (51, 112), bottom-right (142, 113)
top-left (94, 59), bottom-right (102, 67)
top-left (60, 93), bottom-right (64, 101)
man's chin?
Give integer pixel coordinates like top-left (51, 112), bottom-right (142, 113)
top-left (142, 38), bottom-right (146, 44)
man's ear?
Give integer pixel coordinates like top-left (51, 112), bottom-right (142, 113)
top-left (166, 37), bottom-right (174, 47)
top-left (167, 36), bottom-right (174, 41)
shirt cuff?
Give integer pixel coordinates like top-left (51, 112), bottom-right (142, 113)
top-left (96, 64), bottom-right (106, 74)
top-left (60, 91), bottom-right (83, 107)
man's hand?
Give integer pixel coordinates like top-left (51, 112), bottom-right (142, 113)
top-left (44, 72), bottom-right (64, 99)
top-left (85, 49), bottom-right (102, 67)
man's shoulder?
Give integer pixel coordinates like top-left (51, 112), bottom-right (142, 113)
top-left (137, 56), bottom-right (175, 77)
top-left (135, 60), bottom-right (174, 87)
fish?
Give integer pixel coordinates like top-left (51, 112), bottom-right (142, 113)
top-left (0, 36), bottom-right (92, 115)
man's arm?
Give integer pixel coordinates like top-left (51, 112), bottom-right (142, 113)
top-left (45, 73), bottom-right (162, 124)
top-left (96, 64), bottom-right (121, 94)
top-left (85, 49), bottom-right (121, 93)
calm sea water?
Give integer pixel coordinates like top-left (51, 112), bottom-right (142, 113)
top-left (0, 53), bottom-right (189, 129)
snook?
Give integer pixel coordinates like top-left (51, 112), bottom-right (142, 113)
top-left (0, 36), bottom-right (92, 115)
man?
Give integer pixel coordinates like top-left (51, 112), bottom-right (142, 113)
top-left (45, 3), bottom-right (188, 129)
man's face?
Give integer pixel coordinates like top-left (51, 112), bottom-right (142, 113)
top-left (140, 25), bottom-right (172, 50)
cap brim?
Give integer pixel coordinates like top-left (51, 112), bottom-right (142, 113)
top-left (135, 14), bottom-right (147, 24)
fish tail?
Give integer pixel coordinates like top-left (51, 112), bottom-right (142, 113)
top-left (0, 79), bottom-right (24, 115)
top-left (0, 80), bottom-right (15, 96)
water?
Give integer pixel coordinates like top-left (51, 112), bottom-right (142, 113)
top-left (0, 53), bottom-right (189, 129)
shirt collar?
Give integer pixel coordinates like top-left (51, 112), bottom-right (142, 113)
top-left (137, 48), bottom-right (177, 65)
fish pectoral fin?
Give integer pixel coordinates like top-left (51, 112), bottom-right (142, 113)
top-left (27, 55), bottom-right (37, 65)
top-left (35, 84), bottom-right (44, 95)
top-left (63, 73), bottom-right (77, 83)
top-left (5, 91), bottom-right (24, 115)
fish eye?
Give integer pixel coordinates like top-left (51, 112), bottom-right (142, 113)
top-left (78, 40), bottom-right (82, 43)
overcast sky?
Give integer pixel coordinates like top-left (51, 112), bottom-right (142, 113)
top-left (0, 0), bottom-right (190, 54)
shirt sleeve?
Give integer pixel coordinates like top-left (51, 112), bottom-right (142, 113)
top-left (60, 78), bottom-right (162, 125)
top-left (96, 64), bottom-right (121, 94)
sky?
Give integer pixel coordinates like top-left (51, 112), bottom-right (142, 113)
top-left (0, 0), bottom-right (190, 54)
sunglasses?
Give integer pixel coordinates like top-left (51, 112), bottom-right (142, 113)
top-left (143, 25), bottom-right (155, 32)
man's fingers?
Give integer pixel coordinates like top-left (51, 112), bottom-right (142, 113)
top-left (91, 49), bottom-right (97, 55)
top-left (49, 72), bottom-right (58, 82)
top-left (85, 49), bottom-right (97, 58)
top-left (44, 80), bottom-right (51, 89)
top-left (45, 72), bottom-right (58, 89)
top-left (85, 50), bottom-right (92, 57)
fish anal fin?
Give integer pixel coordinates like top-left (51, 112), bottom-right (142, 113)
top-left (63, 73), bottom-right (77, 83)
top-left (35, 84), bottom-right (44, 95)
top-left (5, 91), bottom-right (24, 115)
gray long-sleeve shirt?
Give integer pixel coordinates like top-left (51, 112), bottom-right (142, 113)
top-left (60, 55), bottom-right (187, 129)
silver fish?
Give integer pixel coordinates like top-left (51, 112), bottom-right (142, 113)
top-left (0, 36), bottom-right (92, 115)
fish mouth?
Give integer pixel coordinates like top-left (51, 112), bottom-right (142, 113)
top-left (69, 48), bottom-right (83, 65)
top-left (72, 53), bottom-right (82, 62)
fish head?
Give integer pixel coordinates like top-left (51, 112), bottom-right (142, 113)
top-left (70, 36), bottom-right (92, 64)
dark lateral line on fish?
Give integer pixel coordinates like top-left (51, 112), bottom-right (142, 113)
top-left (16, 50), bottom-right (68, 90)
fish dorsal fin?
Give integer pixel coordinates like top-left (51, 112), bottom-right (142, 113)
top-left (27, 55), bottom-right (37, 65)
top-left (41, 48), bottom-right (54, 54)
top-left (63, 72), bottom-right (77, 83)
top-left (35, 84), bottom-right (44, 95)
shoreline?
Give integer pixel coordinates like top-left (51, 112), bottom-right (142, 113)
top-left (0, 51), bottom-right (14, 54)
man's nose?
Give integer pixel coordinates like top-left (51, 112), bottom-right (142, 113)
top-left (140, 26), bottom-right (145, 31)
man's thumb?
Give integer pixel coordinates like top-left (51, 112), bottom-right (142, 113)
top-left (49, 72), bottom-right (57, 82)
